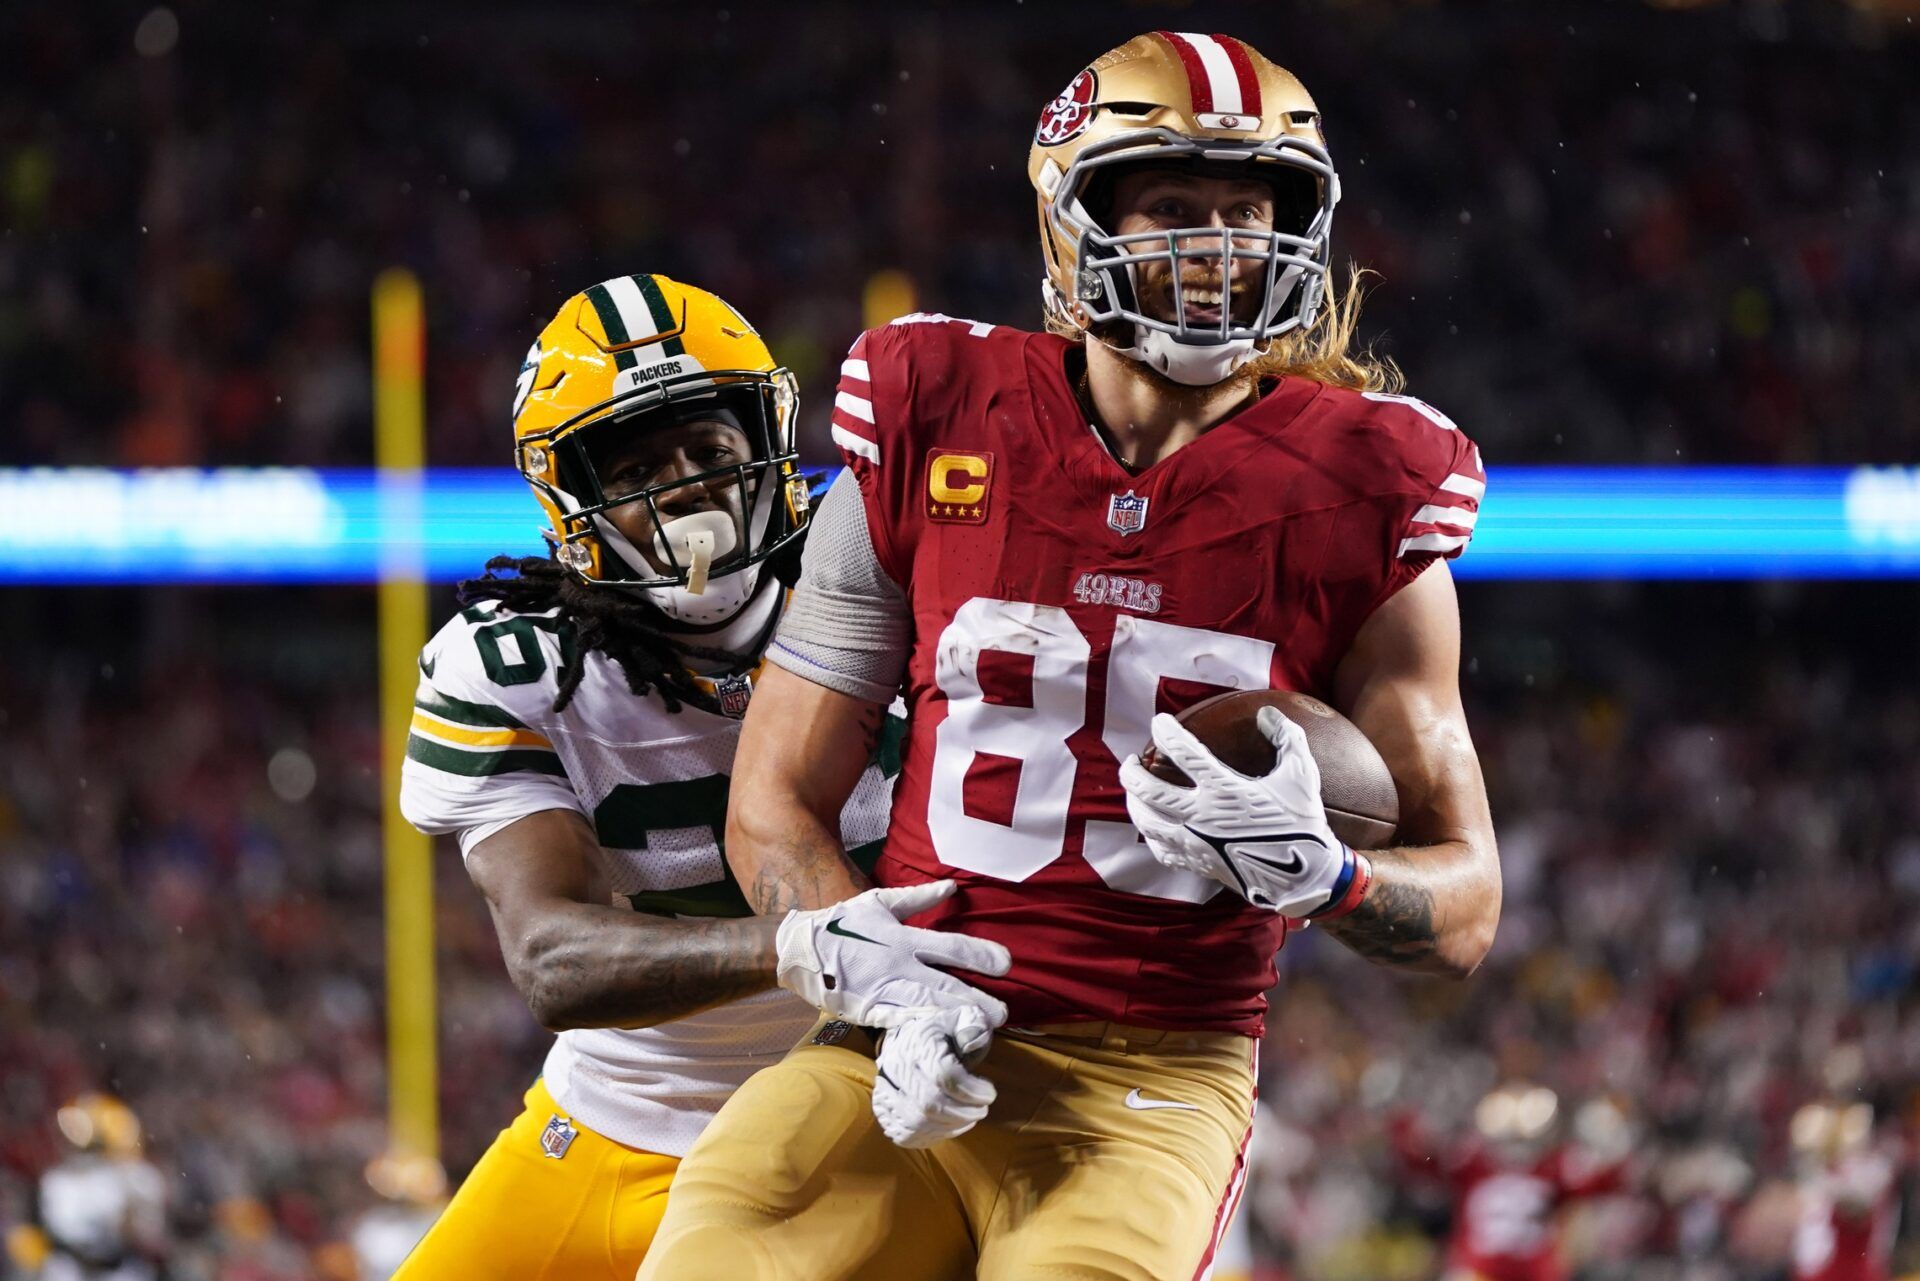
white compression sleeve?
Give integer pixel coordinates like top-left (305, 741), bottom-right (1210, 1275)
top-left (769, 469), bottom-right (911, 704)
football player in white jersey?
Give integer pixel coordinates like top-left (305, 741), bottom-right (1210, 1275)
top-left (33, 1095), bottom-right (167, 1281)
top-left (394, 275), bottom-right (1008, 1280)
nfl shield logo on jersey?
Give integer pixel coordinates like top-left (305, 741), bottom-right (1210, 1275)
top-left (811, 1019), bottom-right (854, 1047)
top-left (1107, 490), bottom-right (1149, 536)
top-left (540, 1114), bottom-right (578, 1160)
top-left (715, 673), bottom-right (753, 720)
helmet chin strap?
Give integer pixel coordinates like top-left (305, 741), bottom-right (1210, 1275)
top-left (663, 572), bottom-right (783, 671)
top-left (647, 559), bottom-right (764, 627)
top-left (597, 476), bottom-right (782, 629)
top-left (1088, 319), bottom-right (1258, 388)
top-left (1125, 328), bottom-right (1259, 386)
top-left (588, 512), bottom-right (753, 626)
top-left (645, 509), bottom-right (760, 626)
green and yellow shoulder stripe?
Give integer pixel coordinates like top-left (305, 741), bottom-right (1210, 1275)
top-left (406, 681), bottom-right (565, 779)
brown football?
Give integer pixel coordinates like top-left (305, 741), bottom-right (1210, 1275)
top-left (1138, 689), bottom-right (1399, 850)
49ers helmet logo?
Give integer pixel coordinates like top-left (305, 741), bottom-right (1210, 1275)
top-left (1035, 68), bottom-right (1098, 145)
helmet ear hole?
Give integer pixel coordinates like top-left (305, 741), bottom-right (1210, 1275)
top-left (1267, 167), bottom-right (1320, 239)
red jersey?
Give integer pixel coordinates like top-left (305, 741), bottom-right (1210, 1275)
top-left (1793, 1152), bottom-right (1901, 1281)
top-left (1393, 1120), bottom-right (1627, 1281)
top-left (829, 314), bottom-right (1484, 1034)
top-left (1446, 1148), bottom-right (1624, 1281)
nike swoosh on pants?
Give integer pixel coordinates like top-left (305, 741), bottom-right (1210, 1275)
top-left (1123, 1088), bottom-right (1201, 1112)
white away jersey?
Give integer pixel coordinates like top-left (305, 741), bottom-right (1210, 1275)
top-left (399, 599), bottom-right (901, 1155)
top-left (39, 1154), bottom-right (166, 1263)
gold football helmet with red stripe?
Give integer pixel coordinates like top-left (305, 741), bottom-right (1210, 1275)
top-left (512, 274), bottom-right (807, 625)
top-left (1027, 32), bottom-right (1338, 386)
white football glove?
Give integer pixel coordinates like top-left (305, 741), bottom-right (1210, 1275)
top-left (1118, 708), bottom-right (1354, 918)
top-left (775, 880), bottom-right (1012, 1029)
top-left (872, 1003), bottom-right (996, 1149)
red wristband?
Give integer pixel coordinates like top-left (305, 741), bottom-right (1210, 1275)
top-left (1310, 849), bottom-right (1374, 921)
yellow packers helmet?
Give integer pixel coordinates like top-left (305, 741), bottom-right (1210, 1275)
top-left (56, 1093), bottom-right (142, 1157)
top-left (511, 274), bottom-right (807, 624)
top-left (1027, 32), bottom-right (1338, 386)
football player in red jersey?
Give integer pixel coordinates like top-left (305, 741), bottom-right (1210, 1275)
top-left (1393, 1088), bottom-right (1634, 1281)
top-left (1789, 1101), bottom-right (1903, 1281)
top-left (638, 32), bottom-right (1501, 1281)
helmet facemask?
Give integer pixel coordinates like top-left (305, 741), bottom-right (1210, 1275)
top-left (1046, 129), bottom-right (1339, 386)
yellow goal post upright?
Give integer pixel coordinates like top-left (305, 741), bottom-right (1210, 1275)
top-left (372, 267), bottom-right (438, 1167)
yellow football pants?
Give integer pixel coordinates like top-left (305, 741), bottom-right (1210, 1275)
top-left (637, 1018), bottom-right (1257, 1281)
top-left (392, 1080), bottom-right (677, 1281)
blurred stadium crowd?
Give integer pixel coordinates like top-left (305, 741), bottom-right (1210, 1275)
top-left (1, 584), bottom-right (1913, 1279)
top-left (3, 1), bottom-right (1918, 473)
top-left (4, 0), bottom-right (1918, 1278)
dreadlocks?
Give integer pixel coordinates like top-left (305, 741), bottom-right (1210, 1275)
top-left (457, 555), bottom-right (732, 715)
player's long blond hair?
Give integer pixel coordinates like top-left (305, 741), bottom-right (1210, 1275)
top-left (1241, 264), bottom-right (1402, 393)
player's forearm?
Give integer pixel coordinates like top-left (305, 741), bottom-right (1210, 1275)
top-left (1330, 729), bottom-right (1500, 977)
top-left (1324, 837), bottom-right (1499, 977)
top-left (726, 673), bottom-right (888, 914)
top-left (502, 902), bottom-right (781, 1031)
top-left (1329, 572), bottom-right (1502, 978)
top-left (732, 803), bottom-right (872, 915)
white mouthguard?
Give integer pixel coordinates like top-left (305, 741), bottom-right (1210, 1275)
top-left (654, 510), bottom-right (738, 596)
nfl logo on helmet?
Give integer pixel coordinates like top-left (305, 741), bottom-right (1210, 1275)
top-left (1107, 491), bottom-right (1150, 536)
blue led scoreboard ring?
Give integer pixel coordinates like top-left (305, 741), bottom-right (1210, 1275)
top-left (0, 466), bottom-right (1917, 583)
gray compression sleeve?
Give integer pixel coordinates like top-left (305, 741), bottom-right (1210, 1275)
top-left (768, 469), bottom-right (911, 704)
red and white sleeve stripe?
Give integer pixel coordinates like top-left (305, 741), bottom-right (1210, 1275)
top-left (1155, 32), bottom-right (1264, 123)
top-left (1400, 444), bottom-right (1485, 559)
top-left (830, 332), bottom-right (881, 468)
top-left (1361, 390), bottom-right (1483, 560)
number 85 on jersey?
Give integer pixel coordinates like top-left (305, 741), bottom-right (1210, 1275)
top-left (925, 598), bottom-right (1278, 906)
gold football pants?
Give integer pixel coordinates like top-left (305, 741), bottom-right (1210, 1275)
top-left (391, 1079), bottom-right (677, 1281)
top-left (636, 1018), bottom-right (1256, 1281)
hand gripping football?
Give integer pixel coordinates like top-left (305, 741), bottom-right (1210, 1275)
top-left (1139, 690), bottom-right (1400, 849)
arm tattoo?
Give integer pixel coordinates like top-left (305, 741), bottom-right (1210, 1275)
top-left (742, 700), bottom-right (887, 915)
top-left (747, 828), bottom-right (872, 915)
top-left (625, 920), bottom-right (772, 1020)
top-left (1323, 851), bottom-right (1440, 967)
top-left (850, 699), bottom-right (887, 758)
top-left (748, 863), bottom-right (798, 917)
top-left (519, 911), bottom-right (781, 1030)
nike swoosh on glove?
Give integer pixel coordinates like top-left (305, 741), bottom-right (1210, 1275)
top-left (775, 880), bottom-right (1012, 1029)
top-left (872, 1004), bottom-right (996, 1149)
top-left (1118, 707), bottom-right (1353, 918)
